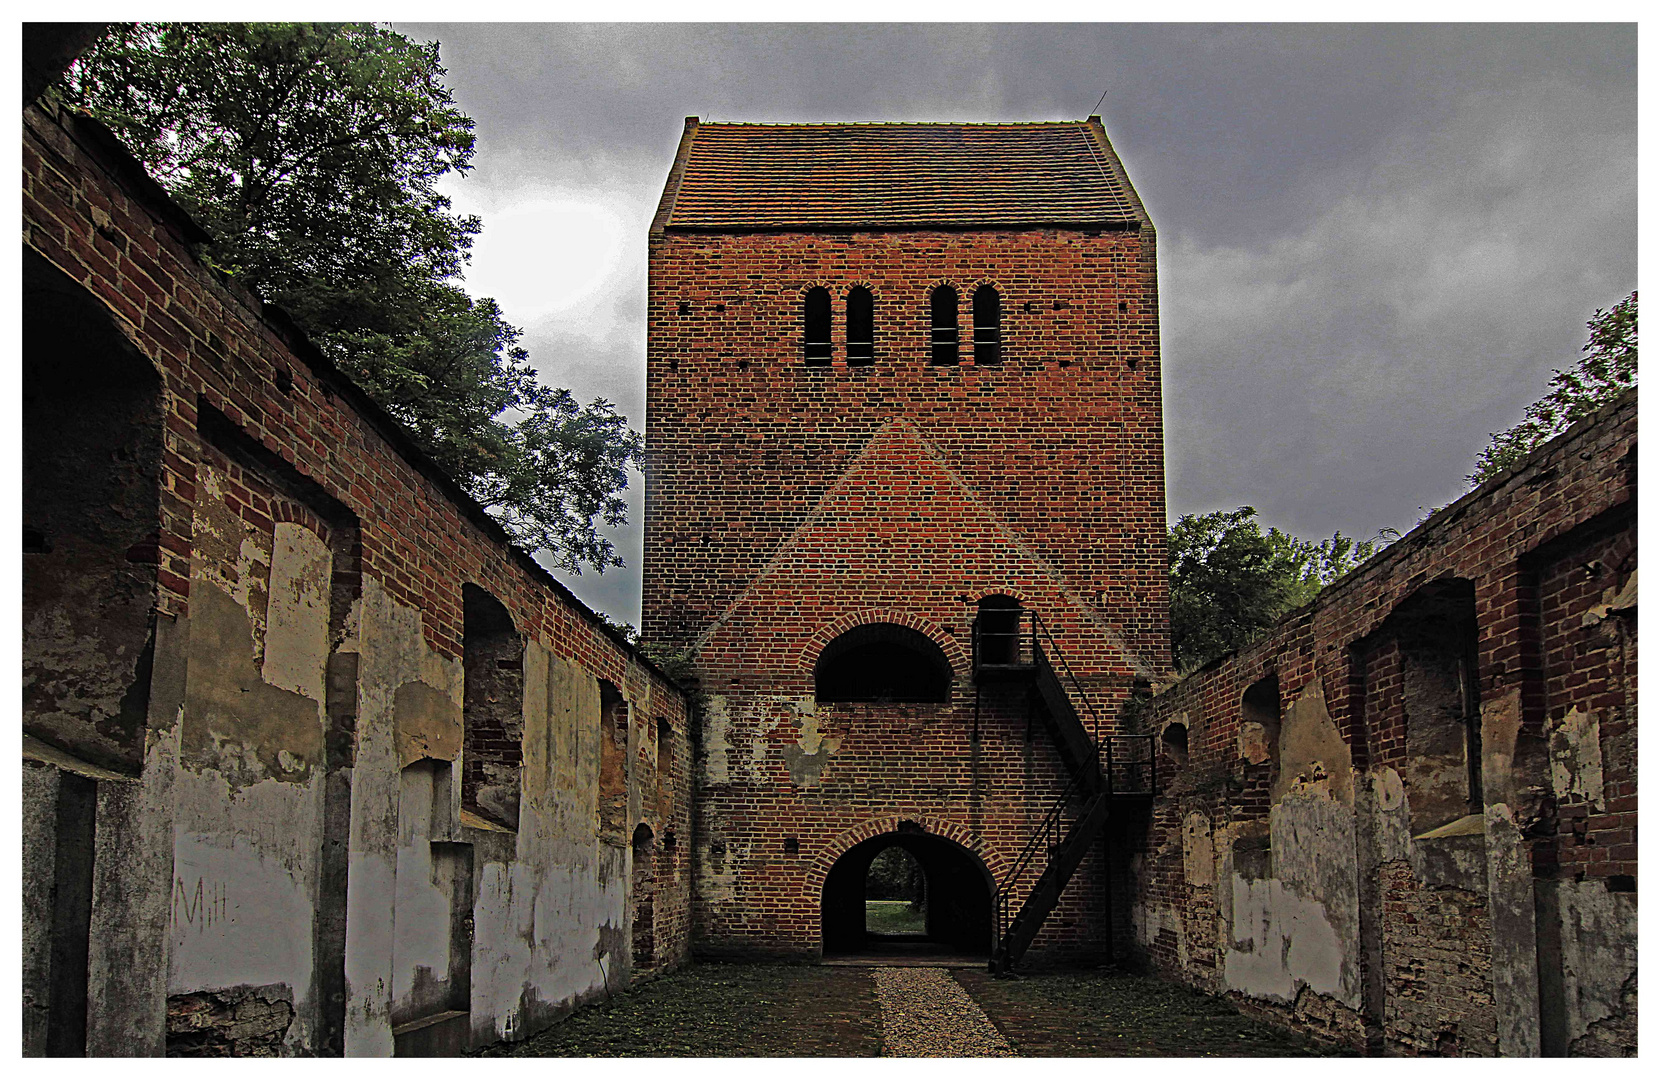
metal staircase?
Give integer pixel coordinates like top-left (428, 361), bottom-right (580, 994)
top-left (973, 609), bottom-right (1156, 974)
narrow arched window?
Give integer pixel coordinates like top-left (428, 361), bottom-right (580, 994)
top-left (846, 286), bottom-right (874, 365)
top-left (973, 285), bottom-right (1001, 364)
top-left (804, 287), bottom-right (831, 365)
top-left (930, 286), bottom-right (959, 365)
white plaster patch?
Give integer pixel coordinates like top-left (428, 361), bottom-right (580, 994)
top-left (261, 522), bottom-right (332, 704)
top-left (1548, 706), bottom-right (1605, 810)
top-left (701, 694), bottom-right (734, 785)
top-left (1554, 878), bottom-right (1638, 1044)
top-left (1182, 812), bottom-right (1216, 886)
top-left (1224, 875), bottom-right (1346, 1004)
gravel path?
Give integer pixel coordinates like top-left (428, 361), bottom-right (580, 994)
top-left (872, 968), bottom-right (1016, 1057)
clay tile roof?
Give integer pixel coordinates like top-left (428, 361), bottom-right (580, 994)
top-left (659, 119), bottom-right (1147, 231)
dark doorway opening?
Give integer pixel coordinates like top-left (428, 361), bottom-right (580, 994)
top-left (822, 830), bottom-right (992, 958)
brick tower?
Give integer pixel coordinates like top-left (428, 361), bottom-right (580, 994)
top-left (643, 118), bottom-right (1169, 965)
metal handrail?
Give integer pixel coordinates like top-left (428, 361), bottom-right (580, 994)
top-left (979, 607), bottom-right (1159, 957)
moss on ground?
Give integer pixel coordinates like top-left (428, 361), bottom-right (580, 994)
top-left (954, 968), bottom-right (1353, 1056)
top-left (477, 961), bottom-right (1354, 1057)
top-left (476, 962), bottom-right (881, 1057)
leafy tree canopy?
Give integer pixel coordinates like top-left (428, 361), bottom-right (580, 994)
top-left (1469, 292), bottom-right (1637, 486)
top-left (63, 23), bottom-right (640, 573)
top-left (1168, 508), bottom-right (1387, 673)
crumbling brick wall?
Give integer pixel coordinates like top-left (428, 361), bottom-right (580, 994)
top-left (1131, 392), bottom-right (1637, 1056)
top-left (22, 98), bottom-right (694, 1056)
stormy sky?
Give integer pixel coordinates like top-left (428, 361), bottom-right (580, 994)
top-left (393, 22), bottom-right (1638, 629)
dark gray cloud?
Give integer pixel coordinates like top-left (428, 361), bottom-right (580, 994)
top-left (397, 22), bottom-right (1637, 626)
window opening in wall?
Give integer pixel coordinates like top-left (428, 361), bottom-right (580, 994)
top-left (865, 845), bottom-right (925, 936)
top-left (815, 623), bottom-right (953, 703)
top-left (1241, 672), bottom-right (1281, 776)
top-left (930, 285), bottom-right (959, 365)
top-left (846, 286), bottom-right (875, 365)
top-left (631, 823), bottom-right (656, 970)
top-left (1370, 578), bottom-right (1481, 834)
top-left (462, 585), bottom-right (524, 831)
top-left (804, 287), bottom-right (832, 365)
top-left (597, 680), bottom-right (628, 839)
top-left (1161, 721), bottom-right (1189, 767)
top-left (656, 718), bottom-right (673, 782)
top-left (973, 285), bottom-right (1002, 364)
top-left (975, 594), bottom-right (1024, 668)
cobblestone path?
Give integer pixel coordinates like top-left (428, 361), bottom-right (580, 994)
top-left (872, 967), bottom-right (1015, 1057)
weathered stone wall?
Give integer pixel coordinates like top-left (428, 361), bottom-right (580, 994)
top-left (1130, 391), bottom-right (1637, 1056)
top-left (22, 99), bottom-right (692, 1057)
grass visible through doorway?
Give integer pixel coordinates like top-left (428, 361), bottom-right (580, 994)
top-left (865, 899), bottom-right (924, 934)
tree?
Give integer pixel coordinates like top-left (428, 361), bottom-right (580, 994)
top-left (62, 23), bottom-right (640, 573)
top-left (1168, 508), bottom-right (1385, 673)
top-left (1469, 292), bottom-right (1637, 486)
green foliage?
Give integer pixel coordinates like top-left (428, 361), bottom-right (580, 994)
top-left (1168, 508), bottom-right (1384, 673)
top-left (1469, 292), bottom-right (1637, 485)
top-left (864, 846), bottom-right (923, 903)
top-left (63, 23), bottom-right (641, 573)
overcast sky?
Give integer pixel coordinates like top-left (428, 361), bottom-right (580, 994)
top-left (392, 22), bottom-right (1638, 629)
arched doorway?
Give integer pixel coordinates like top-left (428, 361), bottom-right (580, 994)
top-left (631, 824), bottom-right (656, 972)
top-left (821, 828), bottom-right (993, 958)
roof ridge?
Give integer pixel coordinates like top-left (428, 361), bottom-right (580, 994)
top-left (696, 119), bottom-right (1095, 128)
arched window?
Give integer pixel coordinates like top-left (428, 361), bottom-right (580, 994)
top-left (973, 285), bottom-right (1002, 364)
top-left (930, 285), bottom-right (959, 365)
top-left (462, 584), bottom-right (525, 830)
top-left (846, 286), bottom-right (874, 365)
top-left (804, 287), bottom-right (831, 365)
top-left (814, 623), bottom-right (953, 703)
top-left (975, 594), bottom-right (1024, 668)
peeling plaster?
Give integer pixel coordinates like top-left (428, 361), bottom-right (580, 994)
top-left (1548, 706), bottom-right (1605, 810)
top-left (1182, 812), bottom-right (1215, 887)
top-left (782, 703), bottom-right (842, 787)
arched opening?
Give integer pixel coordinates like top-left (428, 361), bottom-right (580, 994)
top-left (803, 286), bottom-right (832, 365)
top-left (814, 623), bottom-right (952, 703)
top-left (1161, 720), bottom-right (1190, 767)
top-left (1241, 672), bottom-right (1280, 762)
top-left (597, 680), bottom-right (628, 841)
top-left (822, 830), bottom-right (992, 958)
top-left (1366, 578), bottom-right (1481, 833)
top-left (864, 845), bottom-right (925, 935)
top-left (975, 594), bottom-right (1024, 668)
top-left (631, 824), bottom-right (656, 972)
top-left (973, 285), bottom-right (1002, 364)
top-left (846, 285), bottom-right (874, 365)
top-left (930, 285), bottom-right (959, 365)
top-left (462, 585), bottom-right (524, 830)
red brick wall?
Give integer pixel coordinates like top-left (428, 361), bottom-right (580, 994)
top-left (643, 226), bottom-right (1170, 666)
top-left (1132, 391), bottom-right (1636, 1054)
top-left (22, 99), bottom-right (696, 1031)
top-left (643, 218), bottom-right (1168, 959)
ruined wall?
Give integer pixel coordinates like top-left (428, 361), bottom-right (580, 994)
top-left (644, 202), bottom-right (1168, 958)
top-left (1131, 392), bottom-right (1637, 1056)
top-left (21, 100), bottom-right (691, 1057)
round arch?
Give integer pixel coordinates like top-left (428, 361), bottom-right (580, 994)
top-left (817, 821), bottom-right (998, 957)
top-left (797, 609), bottom-right (970, 680)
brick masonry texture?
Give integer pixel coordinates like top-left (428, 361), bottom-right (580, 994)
top-left (644, 120), bottom-right (1170, 963)
top-left (22, 83), bottom-right (1638, 1058)
top-left (1128, 392), bottom-right (1637, 1055)
top-left (22, 99), bottom-right (692, 1056)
